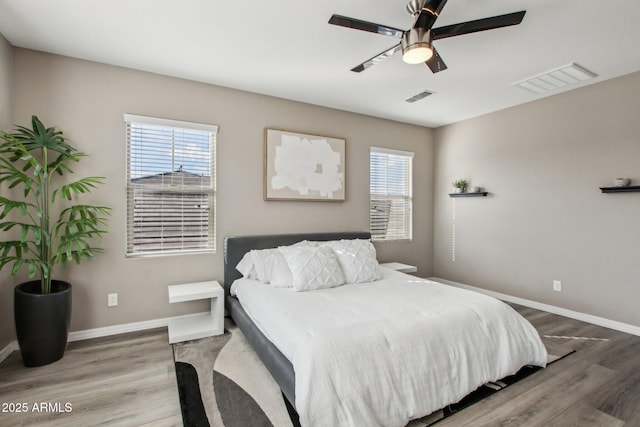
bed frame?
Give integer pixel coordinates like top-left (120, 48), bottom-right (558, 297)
top-left (223, 231), bottom-right (371, 407)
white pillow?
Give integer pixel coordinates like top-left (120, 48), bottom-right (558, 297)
top-left (236, 252), bottom-right (257, 279)
top-left (326, 239), bottom-right (383, 284)
top-left (278, 245), bottom-right (346, 292)
top-left (234, 241), bottom-right (322, 287)
top-left (249, 248), bottom-right (293, 288)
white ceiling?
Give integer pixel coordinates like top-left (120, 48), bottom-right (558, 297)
top-left (1, 0), bottom-right (640, 128)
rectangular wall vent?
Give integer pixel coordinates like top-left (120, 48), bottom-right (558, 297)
top-left (405, 90), bottom-right (434, 103)
top-left (515, 63), bottom-right (597, 94)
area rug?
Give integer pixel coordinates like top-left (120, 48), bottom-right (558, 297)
top-left (173, 320), bottom-right (574, 427)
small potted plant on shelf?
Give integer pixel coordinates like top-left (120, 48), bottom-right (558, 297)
top-left (452, 179), bottom-right (468, 193)
top-left (0, 116), bottom-right (110, 367)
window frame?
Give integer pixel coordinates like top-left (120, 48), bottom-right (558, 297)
top-left (369, 147), bottom-right (414, 242)
top-left (124, 114), bottom-right (218, 257)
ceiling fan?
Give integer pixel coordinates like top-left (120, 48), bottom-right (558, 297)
top-left (328, 0), bottom-right (526, 73)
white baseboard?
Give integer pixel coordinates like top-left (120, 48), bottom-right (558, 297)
top-left (0, 341), bottom-right (18, 364)
top-left (0, 311), bottom-right (208, 364)
top-left (428, 277), bottom-right (640, 337)
top-left (68, 311), bottom-right (208, 341)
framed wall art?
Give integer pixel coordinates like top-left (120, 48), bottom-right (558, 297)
top-left (264, 128), bottom-right (346, 201)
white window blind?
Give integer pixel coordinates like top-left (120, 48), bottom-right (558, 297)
top-left (370, 147), bottom-right (413, 241)
top-left (125, 114), bottom-right (217, 256)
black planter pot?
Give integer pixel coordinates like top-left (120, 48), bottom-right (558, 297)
top-left (14, 280), bottom-right (72, 367)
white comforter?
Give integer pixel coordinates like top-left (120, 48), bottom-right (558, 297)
top-left (232, 268), bottom-right (547, 427)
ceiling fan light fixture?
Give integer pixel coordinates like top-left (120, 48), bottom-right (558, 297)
top-left (402, 28), bottom-right (433, 64)
top-left (402, 45), bottom-right (433, 64)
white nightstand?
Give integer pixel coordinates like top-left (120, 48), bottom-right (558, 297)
top-left (380, 262), bottom-right (418, 274)
top-left (167, 280), bottom-right (224, 343)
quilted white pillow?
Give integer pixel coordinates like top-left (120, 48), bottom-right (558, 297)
top-left (278, 245), bottom-right (346, 292)
top-left (326, 239), bottom-right (383, 284)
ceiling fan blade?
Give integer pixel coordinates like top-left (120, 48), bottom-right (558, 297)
top-left (351, 43), bottom-right (402, 73)
top-left (329, 14), bottom-right (405, 39)
top-left (425, 46), bottom-right (448, 73)
top-left (432, 10), bottom-right (526, 41)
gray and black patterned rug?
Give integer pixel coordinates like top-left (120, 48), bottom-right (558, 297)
top-left (172, 320), bottom-right (574, 427)
top-left (173, 320), bottom-right (294, 427)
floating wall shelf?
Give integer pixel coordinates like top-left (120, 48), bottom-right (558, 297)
top-left (449, 192), bottom-right (488, 198)
top-left (599, 186), bottom-right (640, 194)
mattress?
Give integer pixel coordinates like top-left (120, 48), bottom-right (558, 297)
top-left (231, 268), bottom-right (548, 427)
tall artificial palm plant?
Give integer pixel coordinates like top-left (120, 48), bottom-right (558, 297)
top-left (0, 116), bottom-right (110, 294)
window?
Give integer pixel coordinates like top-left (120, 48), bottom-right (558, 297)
top-left (125, 114), bottom-right (217, 256)
top-left (370, 147), bottom-right (413, 241)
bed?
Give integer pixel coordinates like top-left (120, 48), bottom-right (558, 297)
top-left (224, 231), bottom-right (547, 427)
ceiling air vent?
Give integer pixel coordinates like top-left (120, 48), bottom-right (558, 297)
top-left (515, 63), bottom-right (597, 94)
top-left (405, 90), bottom-right (434, 103)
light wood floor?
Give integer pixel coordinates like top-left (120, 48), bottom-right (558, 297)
top-left (0, 328), bottom-right (181, 426)
top-left (440, 303), bottom-right (640, 427)
top-left (0, 305), bottom-right (638, 426)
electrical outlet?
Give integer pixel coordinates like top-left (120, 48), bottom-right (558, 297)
top-left (108, 293), bottom-right (118, 307)
top-left (552, 280), bottom-right (562, 292)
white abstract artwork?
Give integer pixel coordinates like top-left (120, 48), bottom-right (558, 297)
top-left (265, 129), bottom-right (345, 201)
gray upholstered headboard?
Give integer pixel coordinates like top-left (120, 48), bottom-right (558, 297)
top-left (223, 231), bottom-right (371, 299)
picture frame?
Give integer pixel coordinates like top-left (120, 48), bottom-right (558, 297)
top-left (264, 128), bottom-right (346, 201)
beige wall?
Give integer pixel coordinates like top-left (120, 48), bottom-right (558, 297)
top-left (0, 33), bottom-right (14, 350)
top-left (433, 71), bottom-right (640, 327)
top-left (10, 48), bottom-right (434, 333)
